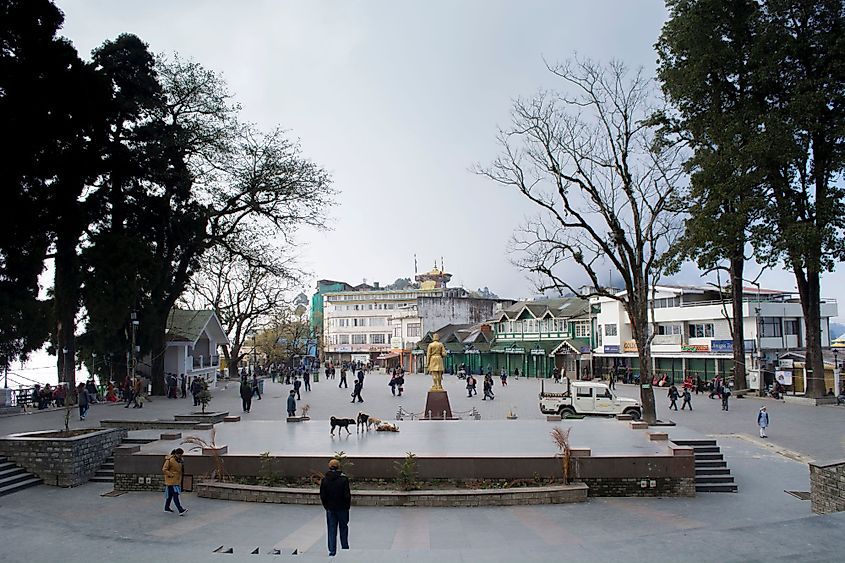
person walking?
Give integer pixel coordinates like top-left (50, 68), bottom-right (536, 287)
top-left (239, 378), bottom-right (253, 413)
top-left (396, 372), bottom-right (404, 397)
top-left (757, 406), bottom-right (769, 438)
top-left (668, 384), bottom-right (679, 411)
top-left (293, 376), bottom-right (302, 400)
top-left (681, 387), bottom-right (692, 410)
top-left (483, 374), bottom-right (495, 400)
top-left (466, 374), bottom-right (475, 398)
top-left (252, 374), bottom-right (262, 400)
top-left (389, 372), bottom-right (398, 396)
top-left (162, 448), bottom-right (188, 515)
top-left (721, 386), bottom-right (732, 411)
top-left (339, 368), bottom-right (348, 389)
top-left (76, 383), bottom-right (90, 420)
top-left (287, 390), bottom-right (297, 417)
top-left (304, 371), bottom-right (312, 392)
top-left (357, 370), bottom-right (365, 389)
top-left (500, 370), bottom-right (508, 387)
top-left (320, 458), bottom-right (351, 556)
top-left (351, 378), bottom-right (364, 403)
top-left (190, 377), bottom-right (203, 407)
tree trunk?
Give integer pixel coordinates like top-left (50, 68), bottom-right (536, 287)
top-left (796, 269), bottom-right (825, 398)
top-left (54, 228), bottom-right (80, 389)
top-left (729, 258), bottom-right (748, 391)
top-left (148, 312), bottom-right (168, 396)
top-left (628, 295), bottom-right (657, 424)
top-left (228, 347), bottom-right (241, 380)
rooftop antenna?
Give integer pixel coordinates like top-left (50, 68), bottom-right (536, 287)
top-left (414, 254), bottom-right (418, 275)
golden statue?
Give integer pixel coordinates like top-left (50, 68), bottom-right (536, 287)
top-left (426, 333), bottom-right (446, 391)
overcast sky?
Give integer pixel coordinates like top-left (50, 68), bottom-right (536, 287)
top-left (53, 0), bottom-right (845, 315)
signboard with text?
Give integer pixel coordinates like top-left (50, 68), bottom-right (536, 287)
top-left (603, 345), bottom-right (620, 354)
top-left (623, 340), bottom-right (638, 353)
top-left (775, 370), bottom-right (793, 385)
top-left (681, 344), bottom-right (710, 352)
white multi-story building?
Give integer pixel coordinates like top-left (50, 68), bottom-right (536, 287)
top-left (322, 268), bottom-right (511, 368)
top-left (591, 284), bottom-right (838, 393)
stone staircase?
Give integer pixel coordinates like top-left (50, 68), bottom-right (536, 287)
top-left (90, 436), bottom-right (156, 484)
top-left (672, 439), bottom-right (738, 493)
top-left (0, 456), bottom-right (43, 496)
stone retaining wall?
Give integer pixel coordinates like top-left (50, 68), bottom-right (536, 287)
top-left (195, 481), bottom-right (588, 507)
top-left (572, 454), bottom-right (695, 497)
top-left (809, 459), bottom-right (845, 514)
top-left (0, 428), bottom-right (126, 487)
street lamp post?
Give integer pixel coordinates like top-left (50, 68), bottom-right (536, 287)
top-left (252, 332), bottom-right (258, 376)
top-left (834, 349), bottom-right (840, 398)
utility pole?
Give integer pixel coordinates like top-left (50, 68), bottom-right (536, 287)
top-left (130, 311), bottom-right (139, 380)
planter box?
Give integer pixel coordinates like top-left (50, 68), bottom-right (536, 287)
top-left (0, 428), bottom-right (126, 487)
top-left (174, 411), bottom-right (229, 424)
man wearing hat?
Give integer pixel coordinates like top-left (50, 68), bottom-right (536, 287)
top-left (320, 458), bottom-right (352, 556)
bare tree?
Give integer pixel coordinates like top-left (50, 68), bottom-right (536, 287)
top-left (182, 241), bottom-right (301, 379)
top-left (478, 59), bottom-right (685, 423)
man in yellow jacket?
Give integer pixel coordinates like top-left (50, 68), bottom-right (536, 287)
top-left (162, 448), bottom-right (188, 515)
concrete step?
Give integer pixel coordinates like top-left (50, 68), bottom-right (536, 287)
top-left (696, 468), bottom-right (731, 476)
top-left (689, 445), bottom-right (721, 453)
top-left (88, 476), bottom-right (114, 483)
top-left (0, 477), bottom-right (42, 497)
top-left (694, 453), bottom-right (724, 461)
top-left (694, 460), bottom-right (727, 468)
top-left (672, 439), bottom-right (717, 447)
top-left (0, 461), bottom-right (17, 472)
top-left (122, 438), bottom-right (155, 445)
top-left (696, 483), bottom-right (738, 493)
top-left (0, 472), bottom-right (36, 488)
top-left (94, 469), bottom-right (114, 477)
top-left (696, 475), bottom-right (735, 484)
top-left (0, 466), bottom-right (26, 478)
top-left (100, 463), bottom-right (114, 470)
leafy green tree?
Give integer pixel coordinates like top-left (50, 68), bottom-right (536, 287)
top-left (656, 0), bottom-right (767, 390)
top-left (0, 0), bottom-right (107, 378)
top-left (752, 0), bottom-right (845, 397)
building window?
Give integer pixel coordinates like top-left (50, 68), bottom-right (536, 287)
top-left (393, 327), bottom-right (401, 337)
top-left (605, 324), bottom-right (618, 336)
top-left (407, 323), bottom-right (421, 338)
top-left (369, 317), bottom-right (386, 326)
top-left (573, 321), bottom-right (590, 338)
top-left (370, 334), bottom-right (385, 344)
top-left (596, 327), bottom-right (602, 347)
top-left (338, 334), bottom-right (349, 344)
top-left (526, 320), bottom-right (536, 333)
top-left (783, 319), bottom-right (799, 336)
top-left (352, 334), bottom-right (366, 344)
top-left (760, 317), bottom-right (783, 338)
top-left (658, 324), bottom-right (682, 335)
top-left (688, 323), bottom-right (714, 338)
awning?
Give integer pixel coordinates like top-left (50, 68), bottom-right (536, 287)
top-left (376, 352), bottom-right (399, 360)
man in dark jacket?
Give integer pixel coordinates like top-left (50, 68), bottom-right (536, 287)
top-left (319, 459), bottom-right (351, 556)
top-left (239, 378), bottom-right (253, 413)
top-left (350, 378), bottom-right (363, 403)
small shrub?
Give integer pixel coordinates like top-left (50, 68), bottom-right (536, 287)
top-left (332, 451), bottom-right (353, 475)
top-left (258, 451), bottom-right (282, 486)
top-left (395, 451), bottom-right (419, 491)
top-left (197, 379), bottom-right (212, 413)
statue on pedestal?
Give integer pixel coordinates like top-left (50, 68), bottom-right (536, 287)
top-left (426, 333), bottom-right (446, 391)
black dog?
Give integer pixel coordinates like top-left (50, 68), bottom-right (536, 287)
top-left (330, 416), bottom-right (355, 435)
top-left (356, 412), bottom-right (370, 433)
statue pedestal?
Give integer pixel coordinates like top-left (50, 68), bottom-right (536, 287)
top-left (423, 390), bottom-right (454, 420)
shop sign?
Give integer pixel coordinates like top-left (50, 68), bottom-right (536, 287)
top-left (712, 339), bottom-right (756, 352)
top-left (580, 346), bottom-right (592, 353)
top-left (623, 340), bottom-right (638, 353)
top-left (778, 359), bottom-right (794, 369)
top-left (335, 345), bottom-right (352, 352)
top-left (711, 340), bottom-right (733, 352)
top-left (412, 349), bottom-right (424, 355)
top-left (775, 370), bottom-right (793, 385)
top-left (351, 353), bottom-right (369, 363)
top-left (603, 345), bottom-right (620, 354)
top-left (506, 347), bottom-right (525, 354)
top-left (681, 344), bottom-right (710, 352)
top-left (466, 349), bottom-right (481, 355)
top-left (530, 348), bottom-right (546, 356)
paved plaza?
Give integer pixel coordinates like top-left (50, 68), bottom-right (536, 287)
top-left (1, 372), bottom-right (844, 562)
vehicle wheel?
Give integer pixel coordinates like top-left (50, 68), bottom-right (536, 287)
top-left (559, 408), bottom-right (575, 419)
top-left (625, 409), bottom-right (641, 421)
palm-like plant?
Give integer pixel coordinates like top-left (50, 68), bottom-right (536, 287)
top-left (551, 427), bottom-right (572, 484)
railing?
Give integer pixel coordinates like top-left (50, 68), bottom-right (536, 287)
top-left (211, 355), bottom-right (220, 367)
top-left (678, 295), bottom-right (836, 308)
